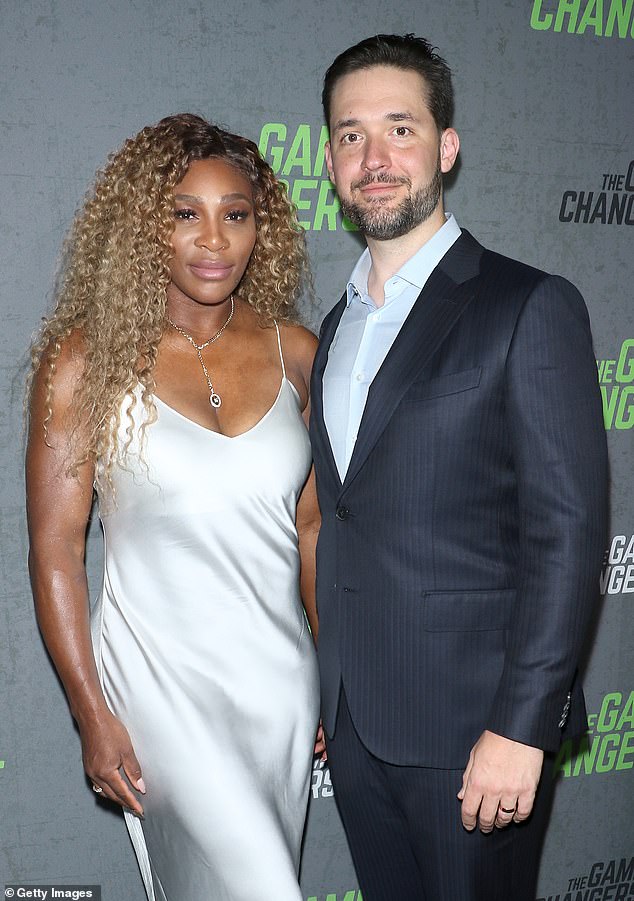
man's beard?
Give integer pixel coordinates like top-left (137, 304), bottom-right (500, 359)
top-left (339, 165), bottom-right (442, 241)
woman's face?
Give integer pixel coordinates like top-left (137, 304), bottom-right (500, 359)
top-left (167, 157), bottom-right (257, 309)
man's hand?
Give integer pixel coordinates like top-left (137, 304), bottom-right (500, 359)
top-left (457, 730), bottom-right (544, 833)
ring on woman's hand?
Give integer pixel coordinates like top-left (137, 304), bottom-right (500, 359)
top-left (500, 806), bottom-right (515, 814)
top-left (92, 784), bottom-right (103, 793)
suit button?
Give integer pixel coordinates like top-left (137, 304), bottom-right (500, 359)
top-left (336, 506), bottom-right (350, 521)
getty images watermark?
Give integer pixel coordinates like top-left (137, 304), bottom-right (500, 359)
top-left (5, 888), bottom-right (100, 900)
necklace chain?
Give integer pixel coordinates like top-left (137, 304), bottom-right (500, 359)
top-left (167, 295), bottom-right (234, 408)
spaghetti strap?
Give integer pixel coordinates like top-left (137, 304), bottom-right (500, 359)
top-left (273, 320), bottom-right (287, 379)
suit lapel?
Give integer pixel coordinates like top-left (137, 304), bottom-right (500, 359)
top-left (341, 231), bottom-right (483, 493)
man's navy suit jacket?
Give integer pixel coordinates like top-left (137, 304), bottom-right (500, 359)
top-left (309, 229), bottom-right (609, 769)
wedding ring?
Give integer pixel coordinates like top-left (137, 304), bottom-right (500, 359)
top-left (500, 806), bottom-right (515, 814)
top-left (92, 784), bottom-right (103, 793)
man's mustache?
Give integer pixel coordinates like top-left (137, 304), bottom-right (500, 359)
top-left (351, 173), bottom-right (412, 191)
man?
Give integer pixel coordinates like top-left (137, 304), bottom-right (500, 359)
top-left (309, 34), bottom-right (608, 901)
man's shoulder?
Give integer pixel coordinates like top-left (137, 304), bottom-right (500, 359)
top-left (458, 230), bottom-right (545, 283)
top-left (462, 232), bottom-right (582, 301)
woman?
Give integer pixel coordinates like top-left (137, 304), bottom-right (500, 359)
top-left (26, 114), bottom-right (321, 901)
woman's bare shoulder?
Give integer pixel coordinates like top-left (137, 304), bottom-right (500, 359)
top-left (278, 322), bottom-right (318, 363)
top-left (31, 328), bottom-right (86, 409)
top-left (276, 322), bottom-right (318, 405)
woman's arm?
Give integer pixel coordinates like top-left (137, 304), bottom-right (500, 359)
top-left (26, 337), bottom-right (145, 815)
top-left (296, 460), bottom-right (320, 642)
top-left (279, 322), bottom-right (325, 756)
top-left (284, 323), bottom-right (321, 641)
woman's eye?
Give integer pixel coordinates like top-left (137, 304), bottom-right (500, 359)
top-left (226, 209), bottom-right (250, 222)
top-left (174, 208), bottom-right (197, 220)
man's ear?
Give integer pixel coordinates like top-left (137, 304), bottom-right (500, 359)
top-left (325, 141), bottom-right (336, 184)
top-left (440, 128), bottom-right (460, 174)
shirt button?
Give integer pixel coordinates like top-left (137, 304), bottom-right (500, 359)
top-left (356, 372), bottom-right (364, 381)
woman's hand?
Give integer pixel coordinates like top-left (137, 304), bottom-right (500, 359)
top-left (80, 710), bottom-right (146, 816)
top-left (314, 720), bottom-right (327, 761)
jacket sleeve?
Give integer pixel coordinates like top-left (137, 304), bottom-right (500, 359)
top-left (486, 274), bottom-right (609, 750)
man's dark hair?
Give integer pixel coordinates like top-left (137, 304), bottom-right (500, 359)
top-left (322, 33), bottom-right (454, 133)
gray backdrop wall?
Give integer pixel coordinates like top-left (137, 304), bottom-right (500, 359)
top-left (1, 1), bottom-right (633, 899)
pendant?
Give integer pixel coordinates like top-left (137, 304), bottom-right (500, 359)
top-left (210, 393), bottom-right (222, 409)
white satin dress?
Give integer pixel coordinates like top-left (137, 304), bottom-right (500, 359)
top-left (91, 325), bottom-right (319, 900)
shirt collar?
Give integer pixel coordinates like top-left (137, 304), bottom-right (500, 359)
top-left (346, 213), bottom-right (461, 307)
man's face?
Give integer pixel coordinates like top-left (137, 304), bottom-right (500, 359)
top-left (325, 65), bottom-right (458, 241)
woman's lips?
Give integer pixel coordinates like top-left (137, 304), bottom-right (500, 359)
top-left (189, 262), bottom-right (233, 279)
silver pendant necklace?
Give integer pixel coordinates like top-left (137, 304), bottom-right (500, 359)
top-left (167, 295), bottom-right (234, 408)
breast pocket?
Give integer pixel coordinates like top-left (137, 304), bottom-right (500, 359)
top-left (405, 366), bottom-right (482, 402)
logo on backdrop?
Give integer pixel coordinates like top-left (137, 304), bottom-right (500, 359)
top-left (530, 0), bottom-right (634, 38)
top-left (537, 858), bottom-right (634, 901)
top-left (559, 161), bottom-right (634, 225)
top-left (597, 340), bottom-right (634, 430)
top-left (257, 122), bottom-right (357, 231)
top-left (601, 535), bottom-right (634, 594)
top-left (311, 759), bottom-right (334, 800)
top-left (554, 691), bottom-right (634, 778)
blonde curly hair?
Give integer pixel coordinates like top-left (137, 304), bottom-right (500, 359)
top-left (28, 113), bottom-right (310, 484)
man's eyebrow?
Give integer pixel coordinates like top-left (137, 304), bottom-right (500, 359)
top-left (332, 118), bottom-right (360, 133)
top-left (385, 112), bottom-right (416, 122)
top-left (332, 112), bottom-right (417, 133)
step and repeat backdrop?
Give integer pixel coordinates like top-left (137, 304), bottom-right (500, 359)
top-left (1, 1), bottom-right (632, 899)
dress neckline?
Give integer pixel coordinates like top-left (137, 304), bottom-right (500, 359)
top-left (153, 377), bottom-right (301, 441)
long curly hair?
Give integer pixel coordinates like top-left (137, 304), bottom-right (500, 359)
top-left (28, 113), bottom-right (309, 485)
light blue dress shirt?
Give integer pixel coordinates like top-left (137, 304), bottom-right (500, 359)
top-left (323, 213), bottom-right (462, 481)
